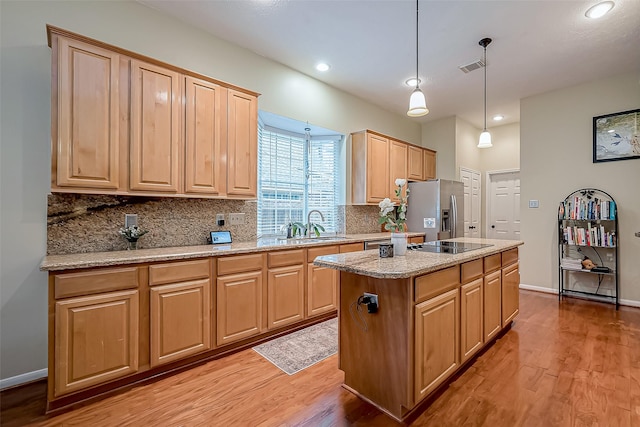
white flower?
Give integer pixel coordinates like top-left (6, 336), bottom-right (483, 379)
top-left (378, 198), bottom-right (395, 216)
top-left (395, 178), bottom-right (407, 187)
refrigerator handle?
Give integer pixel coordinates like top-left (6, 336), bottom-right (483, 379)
top-left (450, 194), bottom-right (457, 237)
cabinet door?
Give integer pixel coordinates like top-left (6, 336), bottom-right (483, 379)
top-left (227, 89), bottom-right (257, 197)
top-left (54, 36), bottom-right (120, 190)
top-left (414, 288), bottom-right (459, 403)
top-left (484, 270), bottom-right (502, 342)
top-left (460, 278), bottom-right (483, 363)
top-left (130, 60), bottom-right (181, 193)
top-left (423, 149), bottom-right (436, 180)
top-left (184, 76), bottom-right (225, 195)
top-left (307, 264), bottom-right (338, 317)
top-left (216, 271), bottom-right (262, 346)
top-left (389, 140), bottom-right (408, 203)
top-left (268, 265), bottom-right (305, 329)
top-left (502, 261), bottom-right (520, 326)
top-left (54, 290), bottom-right (139, 396)
top-left (150, 279), bottom-right (211, 367)
top-left (407, 145), bottom-right (424, 181)
top-left (366, 133), bottom-right (390, 204)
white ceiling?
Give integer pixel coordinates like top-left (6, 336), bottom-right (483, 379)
top-left (138, 0), bottom-right (640, 129)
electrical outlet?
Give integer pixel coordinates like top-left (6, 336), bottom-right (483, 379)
top-left (216, 213), bottom-right (225, 226)
top-left (125, 214), bottom-right (138, 228)
top-left (364, 292), bottom-right (379, 309)
top-left (229, 213), bottom-right (245, 225)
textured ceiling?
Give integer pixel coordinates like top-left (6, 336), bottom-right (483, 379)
top-left (137, 0), bottom-right (640, 128)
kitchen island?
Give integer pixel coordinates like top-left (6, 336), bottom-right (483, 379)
top-left (314, 238), bottom-right (523, 422)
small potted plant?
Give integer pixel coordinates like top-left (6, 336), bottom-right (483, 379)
top-left (119, 225), bottom-right (149, 250)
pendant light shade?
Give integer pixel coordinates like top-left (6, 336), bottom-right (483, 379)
top-left (407, 0), bottom-right (429, 117)
top-left (408, 87), bottom-right (429, 117)
top-left (477, 37), bottom-right (493, 148)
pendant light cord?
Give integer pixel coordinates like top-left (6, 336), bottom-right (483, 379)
top-left (415, 0), bottom-right (419, 88)
top-left (483, 45), bottom-right (487, 131)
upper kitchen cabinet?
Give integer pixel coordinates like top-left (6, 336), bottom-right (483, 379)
top-left (351, 130), bottom-right (436, 204)
top-left (226, 89), bottom-right (258, 198)
top-left (423, 149), bottom-right (436, 180)
top-left (407, 145), bottom-right (424, 181)
top-left (184, 77), bottom-right (225, 196)
top-left (50, 35), bottom-right (122, 190)
top-left (48, 25), bottom-right (259, 199)
top-left (130, 60), bottom-right (181, 193)
top-left (389, 140), bottom-right (408, 203)
top-left (351, 130), bottom-right (389, 204)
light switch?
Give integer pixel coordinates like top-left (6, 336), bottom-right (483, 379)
top-left (528, 200), bottom-right (539, 208)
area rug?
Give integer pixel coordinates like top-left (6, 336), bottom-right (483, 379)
top-left (252, 318), bottom-right (338, 375)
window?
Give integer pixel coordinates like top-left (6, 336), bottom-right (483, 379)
top-left (257, 118), bottom-right (342, 237)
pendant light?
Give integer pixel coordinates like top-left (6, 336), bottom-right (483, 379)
top-left (478, 37), bottom-right (493, 148)
top-left (407, 0), bottom-right (429, 117)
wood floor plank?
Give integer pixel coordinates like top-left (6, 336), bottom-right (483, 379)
top-left (2, 290), bottom-right (640, 426)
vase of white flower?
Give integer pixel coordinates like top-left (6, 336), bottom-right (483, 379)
top-left (379, 178), bottom-right (410, 256)
top-left (119, 225), bottom-right (149, 250)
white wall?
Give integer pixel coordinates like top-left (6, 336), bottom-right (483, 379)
top-left (520, 72), bottom-right (640, 302)
top-left (455, 117), bottom-right (482, 175)
top-left (0, 0), bottom-right (421, 383)
top-left (480, 122), bottom-right (520, 173)
top-left (421, 116), bottom-right (456, 180)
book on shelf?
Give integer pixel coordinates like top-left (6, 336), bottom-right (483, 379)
top-left (559, 197), bottom-right (616, 221)
top-left (561, 257), bottom-right (584, 270)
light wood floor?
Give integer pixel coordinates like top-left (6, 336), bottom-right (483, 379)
top-left (2, 290), bottom-right (640, 426)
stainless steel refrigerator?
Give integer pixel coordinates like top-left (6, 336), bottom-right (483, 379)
top-left (406, 179), bottom-right (464, 242)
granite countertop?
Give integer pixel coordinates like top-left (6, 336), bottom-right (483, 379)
top-left (40, 232), bottom-right (423, 271)
top-left (313, 238), bottom-right (524, 280)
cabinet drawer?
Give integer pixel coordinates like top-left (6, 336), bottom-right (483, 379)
top-left (484, 254), bottom-right (501, 274)
top-left (339, 242), bottom-right (364, 253)
top-left (149, 259), bottom-right (210, 286)
top-left (461, 259), bottom-right (483, 284)
top-left (502, 248), bottom-right (519, 267)
top-left (268, 249), bottom-right (305, 268)
top-left (307, 245), bottom-right (340, 261)
top-left (54, 267), bottom-right (139, 299)
top-left (414, 266), bottom-right (460, 303)
top-left (409, 236), bottom-right (425, 244)
top-left (217, 253), bottom-right (263, 276)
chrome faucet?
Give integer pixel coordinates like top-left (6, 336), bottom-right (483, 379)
top-left (306, 210), bottom-right (325, 237)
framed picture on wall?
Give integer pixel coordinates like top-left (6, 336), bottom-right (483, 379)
top-left (593, 108), bottom-right (640, 163)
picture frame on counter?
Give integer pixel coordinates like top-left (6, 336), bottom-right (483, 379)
top-left (593, 108), bottom-right (640, 163)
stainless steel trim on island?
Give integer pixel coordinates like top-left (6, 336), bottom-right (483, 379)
top-left (314, 238), bottom-right (524, 422)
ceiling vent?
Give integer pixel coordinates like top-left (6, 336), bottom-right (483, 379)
top-left (459, 59), bottom-right (485, 74)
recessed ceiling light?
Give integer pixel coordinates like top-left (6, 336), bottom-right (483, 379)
top-left (493, 114), bottom-right (504, 121)
top-left (316, 63), bottom-right (330, 72)
top-left (405, 78), bottom-right (421, 87)
top-left (607, 129), bottom-right (615, 133)
top-left (585, 1), bottom-right (614, 19)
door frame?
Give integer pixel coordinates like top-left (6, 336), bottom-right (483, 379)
top-left (485, 168), bottom-right (520, 239)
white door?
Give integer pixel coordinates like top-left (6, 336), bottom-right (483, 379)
top-left (488, 171), bottom-right (520, 240)
top-left (460, 167), bottom-right (481, 238)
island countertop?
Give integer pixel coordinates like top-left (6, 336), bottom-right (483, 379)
top-left (40, 232), bottom-right (424, 271)
top-left (314, 237), bottom-right (524, 279)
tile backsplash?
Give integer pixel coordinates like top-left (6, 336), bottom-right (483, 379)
top-left (47, 194), bottom-right (382, 255)
top-left (47, 194), bottom-right (257, 255)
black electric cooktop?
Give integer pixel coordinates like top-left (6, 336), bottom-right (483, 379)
top-left (407, 241), bottom-right (493, 254)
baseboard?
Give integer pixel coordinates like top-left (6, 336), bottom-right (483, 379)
top-left (0, 368), bottom-right (47, 391)
top-left (519, 283), bottom-right (640, 308)
top-left (519, 283), bottom-right (557, 294)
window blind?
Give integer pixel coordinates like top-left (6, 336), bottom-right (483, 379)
top-left (257, 124), bottom-right (340, 237)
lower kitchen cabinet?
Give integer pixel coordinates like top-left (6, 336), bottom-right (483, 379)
top-left (460, 278), bottom-right (484, 363)
top-left (54, 289), bottom-right (139, 396)
top-left (483, 270), bottom-right (502, 341)
top-left (216, 270), bottom-right (263, 346)
top-left (502, 261), bottom-right (520, 326)
top-left (307, 246), bottom-right (340, 317)
top-left (414, 288), bottom-right (460, 403)
top-left (150, 279), bottom-right (211, 367)
top-left (267, 265), bottom-right (305, 329)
